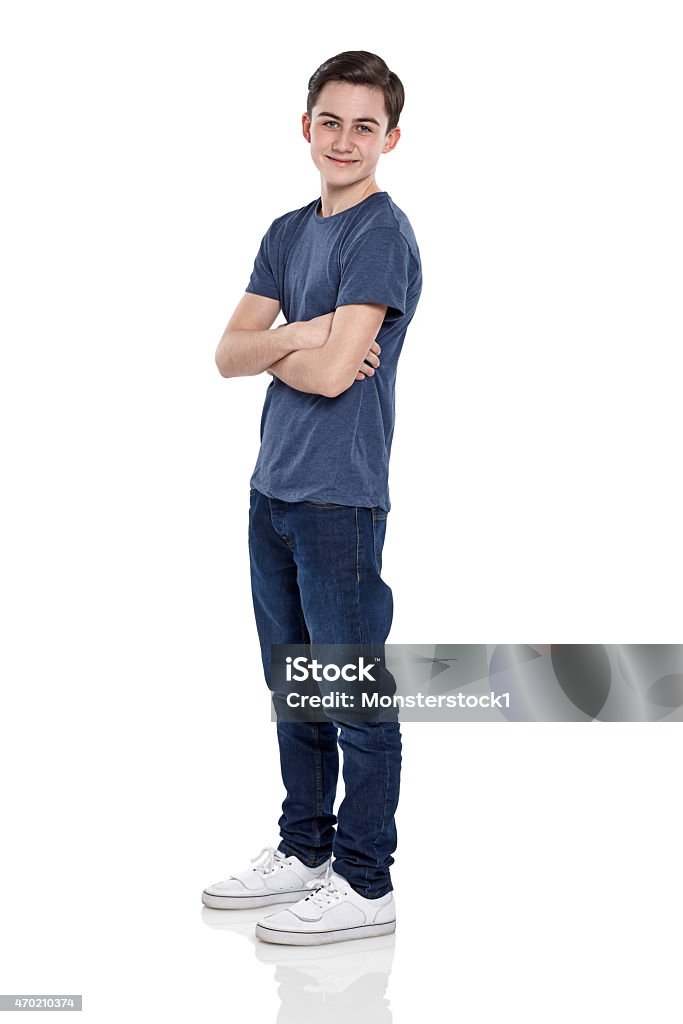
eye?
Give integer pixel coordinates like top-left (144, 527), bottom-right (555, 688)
top-left (320, 121), bottom-right (372, 133)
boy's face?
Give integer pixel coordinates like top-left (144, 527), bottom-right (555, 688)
top-left (302, 81), bottom-right (400, 186)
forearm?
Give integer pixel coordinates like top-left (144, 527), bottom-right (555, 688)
top-left (267, 348), bottom-right (339, 397)
top-left (216, 321), bottom-right (303, 378)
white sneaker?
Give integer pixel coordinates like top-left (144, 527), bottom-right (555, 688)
top-left (202, 846), bottom-right (331, 910)
top-left (255, 870), bottom-right (396, 945)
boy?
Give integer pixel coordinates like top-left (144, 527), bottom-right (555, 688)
top-left (203, 50), bottom-right (422, 945)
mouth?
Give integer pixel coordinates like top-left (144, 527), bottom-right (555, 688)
top-left (326, 156), bottom-right (358, 166)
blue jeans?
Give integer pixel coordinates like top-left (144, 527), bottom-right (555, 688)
top-left (248, 487), bottom-right (401, 899)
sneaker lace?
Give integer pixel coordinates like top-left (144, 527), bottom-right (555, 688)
top-left (304, 870), bottom-right (348, 909)
top-left (250, 845), bottom-right (288, 876)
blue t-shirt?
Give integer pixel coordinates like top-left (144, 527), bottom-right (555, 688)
top-left (245, 190), bottom-right (422, 512)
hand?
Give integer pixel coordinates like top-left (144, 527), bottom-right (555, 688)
top-left (354, 340), bottom-right (381, 381)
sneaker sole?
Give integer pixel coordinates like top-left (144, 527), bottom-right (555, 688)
top-left (202, 889), bottom-right (310, 910)
top-left (254, 918), bottom-right (396, 945)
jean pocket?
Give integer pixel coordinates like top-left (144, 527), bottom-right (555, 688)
top-left (371, 511), bottom-right (388, 571)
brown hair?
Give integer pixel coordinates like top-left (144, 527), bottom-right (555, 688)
top-left (306, 51), bottom-right (405, 134)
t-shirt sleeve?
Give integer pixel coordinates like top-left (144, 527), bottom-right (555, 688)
top-left (245, 223), bottom-right (280, 300)
top-left (335, 227), bottom-right (411, 322)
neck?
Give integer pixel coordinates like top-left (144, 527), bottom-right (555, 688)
top-left (318, 177), bottom-right (382, 218)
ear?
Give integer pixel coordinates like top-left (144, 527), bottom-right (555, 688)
top-left (382, 126), bottom-right (401, 154)
top-left (301, 113), bottom-right (311, 143)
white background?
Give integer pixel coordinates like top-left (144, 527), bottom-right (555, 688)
top-left (1, 0), bottom-right (681, 1021)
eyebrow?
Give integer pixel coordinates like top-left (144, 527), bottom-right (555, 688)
top-left (316, 111), bottom-right (381, 127)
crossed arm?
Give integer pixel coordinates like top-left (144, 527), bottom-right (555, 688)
top-left (215, 293), bottom-right (386, 398)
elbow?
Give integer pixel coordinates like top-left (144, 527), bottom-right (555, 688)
top-left (215, 342), bottom-right (235, 378)
top-left (319, 370), bottom-right (354, 399)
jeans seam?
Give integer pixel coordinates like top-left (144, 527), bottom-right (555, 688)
top-left (313, 724), bottom-right (323, 854)
top-left (354, 509), bottom-right (364, 645)
top-left (360, 725), bottom-right (392, 893)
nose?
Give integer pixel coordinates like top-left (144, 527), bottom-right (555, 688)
top-left (332, 127), bottom-right (356, 153)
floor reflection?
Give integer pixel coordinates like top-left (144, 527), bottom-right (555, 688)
top-left (202, 906), bottom-right (394, 1022)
